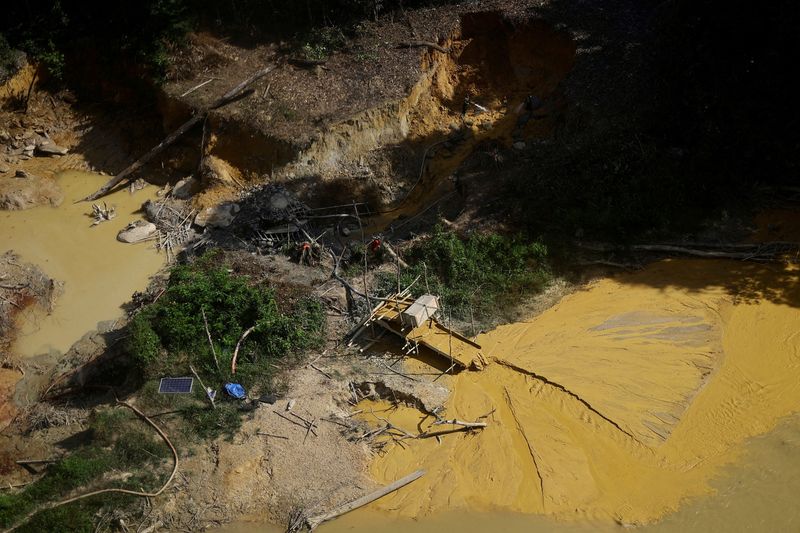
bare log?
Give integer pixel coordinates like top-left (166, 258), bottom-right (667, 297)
top-left (397, 41), bottom-right (450, 53)
top-left (180, 78), bottom-right (215, 97)
top-left (379, 360), bottom-right (418, 382)
top-left (432, 418), bottom-right (487, 428)
top-left (257, 432), bottom-right (289, 440)
top-left (308, 361), bottom-right (333, 379)
top-left (15, 459), bottom-right (56, 465)
top-left (81, 114), bottom-right (205, 201)
top-left (305, 470), bottom-right (425, 530)
top-left (82, 66), bottom-right (273, 201)
top-left (231, 325), bottom-right (257, 374)
top-left (210, 65), bottom-right (274, 110)
top-left (577, 241), bottom-right (800, 262)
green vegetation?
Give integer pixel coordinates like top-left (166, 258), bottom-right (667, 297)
top-left (0, 1), bottom-right (459, 83)
top-left (0, 408), bottom-right (169, 532)
top-left (126, 251), bottom-right (324, 410)
top-left (380, 227), bottom-right (550, 319)
top-left (0, 1), bottom-right (192, 82)
top-left (0, 34), bottom-right (18, 81)
top-left (297, 26), bottom-right (347, 62)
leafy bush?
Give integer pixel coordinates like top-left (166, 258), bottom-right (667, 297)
top-left (0, 33), bottom-right (27, 85)
top-left (381, 227), bottom-right (550, 319)
top-left (126, 254), bottom-right (325, 394)
top-left (297, 26), bottom-right (347, 61)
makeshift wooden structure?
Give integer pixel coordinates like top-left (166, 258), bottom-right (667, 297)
top-left (349, 293), bottom-right (482, 369)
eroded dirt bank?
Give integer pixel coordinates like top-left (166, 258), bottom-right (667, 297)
top-left (357, 257), bottom-right (800, 525)
top-left (161, 9), bottom-right (575, 214)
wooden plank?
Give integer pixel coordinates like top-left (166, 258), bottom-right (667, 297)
top-left (306, 470), bottom-right (425, 530)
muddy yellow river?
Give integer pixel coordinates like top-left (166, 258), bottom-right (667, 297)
top-left (0, 171), bottom-right (163, 357)
top-left (364, 259), bottom-right (800, 524)
top-left (218, 255), bottom-right (800, 532)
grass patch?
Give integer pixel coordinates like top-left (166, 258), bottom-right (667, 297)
top-left (0, 406), bottom-right (169, 531)
top-left (380, 226), bottom-right (551, 320)
top-left (181, 403), bottom-right (243, 440)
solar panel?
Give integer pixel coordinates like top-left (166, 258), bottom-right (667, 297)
top-left (158, 377), bottom-right (194, 394)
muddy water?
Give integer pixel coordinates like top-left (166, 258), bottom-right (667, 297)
top-left (0, 170), bottom-right (163, 357)
top-left (363, 259), bottom-right (800, 524)
top-left (215, 257), bottom-right (800, 532)
top-left (216, 414), bottom-right (800, 533)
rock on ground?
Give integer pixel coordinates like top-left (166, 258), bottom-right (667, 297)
top-left (194, 202), bottom-right (240, 228)
top-left (0, 175), bottom-right (64, 209)
top-left (117, 220), bottom-right (157, 243)
top-left (172, 175), bottom-right (199, 199)
top-left (35, 141), bottom-right (69, 156)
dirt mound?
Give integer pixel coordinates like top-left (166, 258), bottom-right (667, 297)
top-left (0, 252), bottom-right (62, 429)
top-left (159, 7), bottom-right (576, 217)
top-left (0, 251), bottom-right (61, 352)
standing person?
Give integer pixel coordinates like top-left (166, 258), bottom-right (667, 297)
top-left (516, 94), bottom-right (543, 128)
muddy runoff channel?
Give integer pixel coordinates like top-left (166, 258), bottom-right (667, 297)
top-left (217, 256), bottom-right (800, 532)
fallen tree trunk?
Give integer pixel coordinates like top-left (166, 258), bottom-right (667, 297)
top-left (82, 66), bottom-right (274, 202)
top-left (577, 241), bottom-right (800, 261)
top-left (305, 469), bottom-right (425, 530)
top-left (397, 41), bottom-right (450, 53)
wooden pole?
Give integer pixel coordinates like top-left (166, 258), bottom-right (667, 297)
top-left (354, 202), bottom-right (372, 311)
top-left (305, 470), bottom-right (425, 530)
top-left (201, 308), bottom-right (221, 373)
top-left (82, 66), bottom-right (274, 201)
top-left (189, 364), bottom-right (216, 409)
top-left (396, 257), bottom-right (401, 295)
top-left (231, 325), bottom-right (256, 374)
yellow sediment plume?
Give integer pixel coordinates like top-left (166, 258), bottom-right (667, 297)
top-left (362, 258), bottom-right (800, 524)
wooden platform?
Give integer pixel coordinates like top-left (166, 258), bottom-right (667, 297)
top-left (355, 293), bottom-right (482, 369)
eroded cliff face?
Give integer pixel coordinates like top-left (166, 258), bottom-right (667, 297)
top-left (156, 12), bottom-right (575, 211)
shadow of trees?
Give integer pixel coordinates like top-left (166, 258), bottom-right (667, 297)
top-left (502, 0), bottom-right (796, 237)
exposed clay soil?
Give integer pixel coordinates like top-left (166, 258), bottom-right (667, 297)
top-left (0, 1), bottom-right (649, 530)
top-left (155, 0), bottom-right (577, 217)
